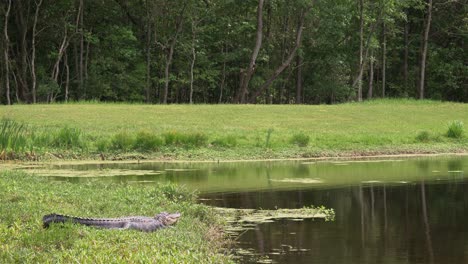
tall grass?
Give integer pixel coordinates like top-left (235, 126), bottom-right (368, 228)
top-left (447, 121), bottom-right (464, 139)
top-left (134, 131), bottom-right (163, 151)
top-left (52, 126), bottom-right (85, 149)
top-left (0, 119), bottom-right (28, 152)
top-left (290, 132), bottom-right (310, 147)
top-left (163, 131), bottom-right (207, 148)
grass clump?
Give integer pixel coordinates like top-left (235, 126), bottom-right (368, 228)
top-left (134, 131), bottom-right (163, 151)
top-left (163, 131), bottom-right (208, 148)
top-left (212, 135), bottom-right (238, 148)
top-left (52, 126), bottom-right (85, 149)
top-left (0, 119), bottom-right (28, 153)
top-left (415, 131), bottom-right (431, 143)
top-left (110, 131), bottom-right (134, 151)
top-left (447, 121), bottom-right (464, 139)
top-left (0, 170), bottom-right (232, 263)
top-left (290, 133), bottom-right (310, 147)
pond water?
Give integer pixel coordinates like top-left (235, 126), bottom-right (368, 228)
top-left (36, 155), bottom-right (468, 264)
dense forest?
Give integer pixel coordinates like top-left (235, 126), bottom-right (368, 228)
top-left (0, 0), bottom-right (466, 104)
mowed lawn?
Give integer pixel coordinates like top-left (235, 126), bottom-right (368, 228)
top-left (1, 99), bottom-right (467, 159)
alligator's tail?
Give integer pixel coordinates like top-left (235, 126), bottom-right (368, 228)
top-left (43, 214), bottom-right (125, 229)
top-left (43, 214), bottom-right (73, 228)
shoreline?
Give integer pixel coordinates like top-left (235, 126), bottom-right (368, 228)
top-left (2, 151), bottom-right (467, 167)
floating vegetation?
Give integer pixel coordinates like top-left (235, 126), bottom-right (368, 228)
top-left (214, 206), bottom-right (334, 229)
top-left (270, 178), bottom-right (323, 184)
top-left (28, 169), bottom-right (162, 178)
top-left (164, 168), bottom-right (199, 172)
top-left (361, 180), bottom-right (382, 184)
top-left (301, 161), bottom-right (316, 165)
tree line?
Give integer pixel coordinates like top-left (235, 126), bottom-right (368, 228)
top-left (0, 0), bottom-right (466, 105)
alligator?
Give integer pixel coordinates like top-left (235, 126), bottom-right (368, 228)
top-left (43, 212), bottom-right (181, 232)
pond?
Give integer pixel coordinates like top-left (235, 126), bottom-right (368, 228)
top-left (32, 155), bottom-right (468, 264)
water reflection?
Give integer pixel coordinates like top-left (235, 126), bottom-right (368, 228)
top-left (204, 181), bottom-right (468, 264)
top-left (35, 156), bottom-right (468, 263)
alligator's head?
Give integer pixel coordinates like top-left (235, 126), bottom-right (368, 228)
top-left (155, 212), bottom-right (182, 226)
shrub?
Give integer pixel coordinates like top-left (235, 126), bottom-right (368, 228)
top-left (290, 132), bottom-right (310, 147)
top-left (134, 131), bottom-right (163, 151)
top-left (415, 131), bottom-right (431, 143)
top-left (52, 126), bottom-right (84, 149)
top-left (212, 135), bottom-right (238, 148)
top-left (110, 131), bottom-right (134, 151)
top-left (0, 119), bottom-right (27, 152)
top-left (446, 120), bottom-right (464, 139)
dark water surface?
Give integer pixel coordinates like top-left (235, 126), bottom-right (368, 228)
top-left (40, 156), bottom-right (468, 264)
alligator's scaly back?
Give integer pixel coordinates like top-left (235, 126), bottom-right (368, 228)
top-left (43, 212), bottom-right (181, 232)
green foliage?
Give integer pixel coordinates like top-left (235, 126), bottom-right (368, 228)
top-left (52, 126), bottom-right (85, 149)
top-left (415, 131), bottom-right (431, 143)
top-left (212, 135), bottom-right (238, 148)
top-left (447, 121), bottom-right (464, 139)
top-left (163, 131), bottom-right (208, 148)
top-left (0, 119), bottom-right (27, 152)
top-left (290, 133), bottom-right (310, 147)
top-left (110, 131), bottom-right (134, 151)
top-left (134, 131), bottom-right (163, 151)
top-left (95, 138), bottom-right (110, 152)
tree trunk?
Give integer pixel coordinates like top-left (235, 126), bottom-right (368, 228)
top-left (64, 52), bottom-right (70, 102)
top-left (31, 0), bottom-right (43, 103)
top-left (84, 33), bottom-right (90, 82)
top-left (52, 26), bottom-right (69, 83)
top-left (357, 0), bottom-right (364, 102)
top-left (189, 20), bottom-right (196, 104)
top-left (382, 21), bottom-right (386, 98)
top-left (418, 0), bottom-right (432, 100)
top-left (79, 0), bottom-right (84, 95)
top-left (368, 50), bottom-right (374, 99)
top-left (3, 0), bottom-right (12, 105)
top-left (404, 17), bottom-right (409, 89)
top-left (145, 4), bottom-right (152, 103)
top-left (295, 53), bottom-right (303, 104)
top-left (352, 6), bottom-right (383, 92)
top-left (249, 6), bottom-right (310, 103)
top-left (162, 4), bottom-right (187, 104)
top-left (17, 0), bottom-right (30, 102)
top-left (218, 45), bottom-right (226, 104)
top-left (238, 0), bottom-right (264, 103)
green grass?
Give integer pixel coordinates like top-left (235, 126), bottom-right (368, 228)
top-left (0, 170), bottom-right (232, 263)
top-left (447, 120), bottom-right (464, 139)
top-left (0, 99), bottom-right (467, 160)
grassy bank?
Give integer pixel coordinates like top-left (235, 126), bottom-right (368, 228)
top-left (0, 171), bottom-right (232, 263)
top-left (0, 99), bottom-right (467, 161)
